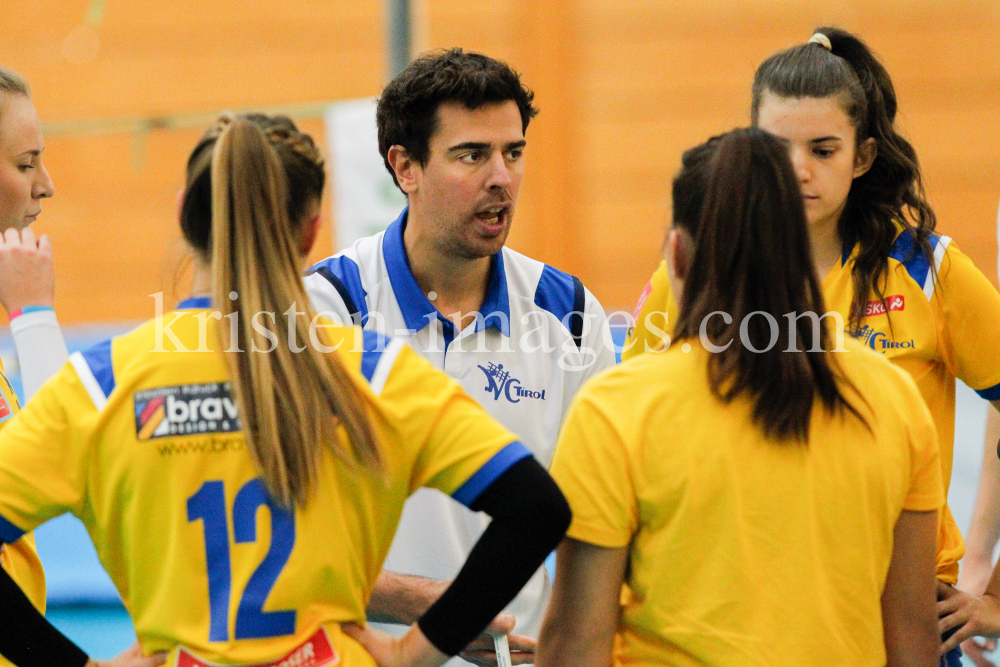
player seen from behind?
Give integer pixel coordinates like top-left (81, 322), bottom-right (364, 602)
top-left (0, 113), bottom-right (570, 667)
top-left (538, 127), bottom-right (942, 667)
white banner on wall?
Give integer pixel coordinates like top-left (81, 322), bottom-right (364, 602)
top-left (324, 98), bottom-right (407, 251)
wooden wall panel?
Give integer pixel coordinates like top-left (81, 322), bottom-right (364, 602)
top-left (2, 1), bottom-right (998, 322)
top-left (0, 2), bottom-right (380, 323)
top-left (421, 0), bottom-right (1000, 308)
top-left (569, 0), bottom-right (1000, 306)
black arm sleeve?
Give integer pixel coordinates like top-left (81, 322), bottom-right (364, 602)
top-left (417, 456), bottom-right (571, 656)
top-left (0, 562), bottom-right (88, 667)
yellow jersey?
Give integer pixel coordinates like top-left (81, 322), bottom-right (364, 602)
top-left (0, 354), bottom-right (47, 664)
top-left (551, 339), bottom-right (943, 667)
top-left (623, 231), bottom-right (1000, 583)
top-left (0, 300), bottom-right (524, 666)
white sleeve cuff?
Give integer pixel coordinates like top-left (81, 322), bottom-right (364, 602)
top-left (10, 309), bottom-right (70, 402)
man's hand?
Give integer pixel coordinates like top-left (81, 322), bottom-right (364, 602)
top-left (960, 559), bottom-right (1000, 666)
top-left (86, 642), bottom-right (167, 667)
top-left (343, 622), bottom-right (448, 667)
top-left (366, 572), bottom-right (536, 665)
top-left (939, 581), bottom-right (1000, 655)
top-left (457, 613), bottom-right (536, 666)
top-left (0, 227), bottom-right (55, 314)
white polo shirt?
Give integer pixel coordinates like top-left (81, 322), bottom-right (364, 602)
top-left (304, 208), bottom-right (615, 654)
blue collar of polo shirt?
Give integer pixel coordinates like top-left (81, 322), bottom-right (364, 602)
top-left (382, 208), bottom-right (511, 337)
top-left (177, 296), bottom-right (213, 309)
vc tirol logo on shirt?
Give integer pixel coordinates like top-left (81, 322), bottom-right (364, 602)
top-left (134, 382), bottom-right (242, 440)
top-left (478, 362), bottom-right (546, 404)
top-left (853, 324), bottom-right (915, 353)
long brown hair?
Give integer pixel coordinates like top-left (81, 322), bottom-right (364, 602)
top-left (181, 113), bottom-right (381, 506)
top-left (751, 27), bottom-right (937, 332)
top-left (672, 128), bottom-right (865, 442)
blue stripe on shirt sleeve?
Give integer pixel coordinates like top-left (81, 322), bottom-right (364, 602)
top-left (0, 514), bottom-right (25, 543)
top-left (360, 330), bottom-right (390, 382)
top-left (533, 265), bottom-right (577, 333)
top-left (452, 441), bottom-right (533, 508)
top-left (80, 338), bottom-right (116, 399)
top-left (976, 382), bottom-right (1000, 401)
top-left (308, 255), bottom-right (369, 326)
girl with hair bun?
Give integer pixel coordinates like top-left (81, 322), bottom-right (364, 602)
top-left (0, 112), bottom-right (569, 667)
top-left (624, 30), bottom-right (1000, 664)
top-left (539, 127), bottom-right (942, 667)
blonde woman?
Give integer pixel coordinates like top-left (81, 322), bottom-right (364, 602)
top-left (0, 66), bottom-right (153, 667)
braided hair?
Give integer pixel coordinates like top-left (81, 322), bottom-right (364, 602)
top-left (182, 113), bottom-right (325, 258)
top-left (180, 113), bottom-right (380, 507)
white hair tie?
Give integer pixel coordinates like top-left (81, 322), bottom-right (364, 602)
top-left (807, 33), bottom-right (832, 51)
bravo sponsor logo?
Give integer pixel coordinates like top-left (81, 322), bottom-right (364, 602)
top-left (854, 324), bottom-right (915, 354)
top-left (134, 382), bottom-right (241, 440)
top-left (478, 362), bottom-right (546, 404)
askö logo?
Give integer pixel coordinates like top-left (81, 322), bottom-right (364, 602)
top-left (854, 325), bottom-right (914, 354)
top-left (865, 295), bottom-right (905, 317)
top-left (478, 362), bottom-right (546, 404)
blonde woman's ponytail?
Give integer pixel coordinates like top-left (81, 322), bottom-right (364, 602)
top-left (209, 117), bottom-right (381, 507)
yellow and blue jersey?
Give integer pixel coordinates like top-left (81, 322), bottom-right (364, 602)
top-left (0, 298), bottom-right (526, 665)
top-left (624, 230), bottom-right (1000, 583)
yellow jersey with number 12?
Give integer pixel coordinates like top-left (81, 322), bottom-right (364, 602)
top-left (0, 301), bottom-right (524, 665)
top-left (624, 231), bottom-right (1000, 583)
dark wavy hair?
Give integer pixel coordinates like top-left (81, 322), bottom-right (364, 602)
top-left (672, 128), bottom-right (866, 442)
top-left (376, 48), bottom-right (538, 189)
top-left (751, 27), bottom-right (937, 332)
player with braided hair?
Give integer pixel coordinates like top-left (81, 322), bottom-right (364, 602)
top-left (0, 112), bottom-right (570, 667)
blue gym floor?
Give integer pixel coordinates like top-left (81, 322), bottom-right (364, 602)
top-left (1, 325), bottom-right (994, 662)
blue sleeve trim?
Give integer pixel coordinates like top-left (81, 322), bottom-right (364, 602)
top-left (18, 305), bottom-right (55, 315)
top-left (976, 382), bottom-right (1000, 401)
top-left (360, 330), bottom-right (391, 382)
top-left (177, 296), bottom-right (212, 309)
top-left (888, 229), bottom-right (941, 288)
top-left (307, 255), bottom-right (369, 326)
top-left (0, 513), bottom-right (25, 543)
top-left (533, 265), bottom-right (580, 336)
top-left (452, 441), bottom-right (533, 508)
top-left (80, 338), bottom-right (116, 399)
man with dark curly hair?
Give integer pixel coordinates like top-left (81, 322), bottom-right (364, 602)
top-left (306, 49), bottom-right (615, 666)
